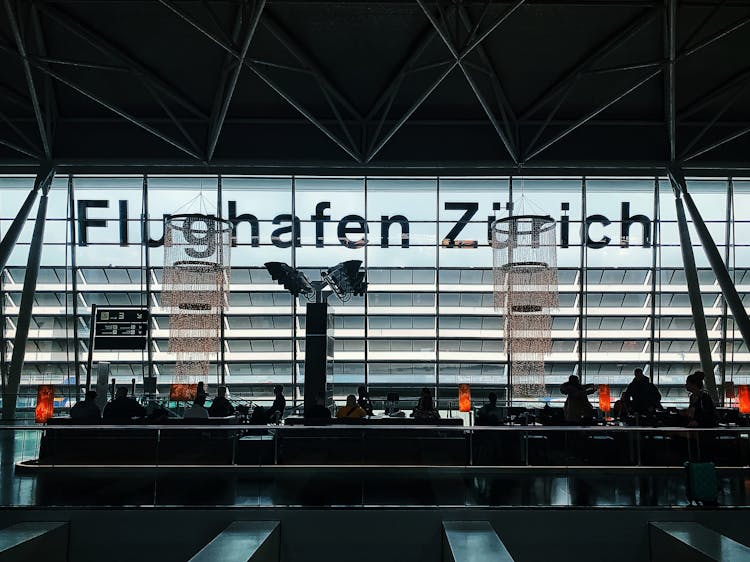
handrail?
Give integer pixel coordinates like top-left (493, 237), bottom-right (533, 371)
top-left (2, 423), bottom-right (750, 433)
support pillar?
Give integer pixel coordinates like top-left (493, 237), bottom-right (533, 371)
top-left (2, 168), bottom-right (54, 420)
top-left (669, 167), bottom-right (750, 392)
top-left (668, 169), bottom-right (717, 402)
top-left (0, 165), bottom-right (53, 271)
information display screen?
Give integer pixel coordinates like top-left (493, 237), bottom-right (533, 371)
top-left (93, 307), bottom-right (149, 350)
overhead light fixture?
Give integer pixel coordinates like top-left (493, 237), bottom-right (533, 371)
top-left (322, 260), bottom-right (367, 301)
top-left (265, 260), bottom-right (366, 302)
top-left (264, 262), bottom-right (315, 298)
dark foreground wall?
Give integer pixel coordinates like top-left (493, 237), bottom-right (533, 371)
top-left (2, 507), bottom-right (750, 562)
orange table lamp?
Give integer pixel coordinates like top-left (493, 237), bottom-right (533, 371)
top-left (35, 385), bottom-right (55, 423)
top-left (458, 384), bottom-right (471, 413)
top-left (598, 384), bottom-right (611, 413)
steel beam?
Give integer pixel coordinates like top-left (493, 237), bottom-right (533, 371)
top-left (0, 165), bottom-right (53, 271)
top-left (683, 122), bottom-right (750, 162)
top-left (5, 0), bottom-right (51, 159)
top-left (365, 61), bottom-right (458, 162)
top-left (679, 66), bottom-right (750, 120)
top-left (669, 172), bottom-right (717, 403)
top-left (261, 13), bottom-right (362, 120)
top-left (417, 0), bottom-right (518, 162)
top-left (158, 0), bottom-right (359, 161)
top-left (0, 45), bottom-right (204, 161)
top-left (679, 79), bottom-right (750, 159)
top-left (33, 1), bottom-right (206, 120)
top-left (1, 167), bottom-right (54, 421)
top-left (670, 166), bottom-right (750, 388)
top-left (0, 138), bottom-right (40, 160)
top-left (521, 7), bottom-right (659, 119)
top-left (30, 5), bottom-right (58, 149)
top-left (524, 68), bottom-right (662, 161)
top-left (208, 0), bottom-right (265, 161)
top-left (0, 82), bottom-right (33, 113)
top-left (666, 0), bottom-right (677, 161)
top-left (67, 175), bottom-right (81, 400)
top-left (679, 12), bottom-right (750, 59)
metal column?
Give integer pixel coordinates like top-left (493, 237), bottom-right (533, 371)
top-left (67, 175), bottom-right (81, 400)
top-left (0, 166), bottom-right (53, 271)
top-left (668, 169), bottom-right (717, 402)
top-left (2, 168), bottom-right (55, 420)
top-left (669, 167), bottom-right (750, 386)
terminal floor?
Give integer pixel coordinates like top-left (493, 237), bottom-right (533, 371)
top-left (3, 431), bottom-right (750, 508)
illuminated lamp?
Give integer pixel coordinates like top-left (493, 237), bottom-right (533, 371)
top-left (738, 385), bottom-right (750, 415)
top-left (35, 385), bottom-right (54, 423)
top-left (169, 383), bottom-right (198, 402)
top-left (458, 384), bottom-right (471, 412)
top-left (598, 384), bottom-right (611, 413)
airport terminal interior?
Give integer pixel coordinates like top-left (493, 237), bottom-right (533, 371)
top-left (2, 0), bottom-right (750, 560)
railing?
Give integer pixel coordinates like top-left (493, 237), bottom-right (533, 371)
top-left (1, 424), bottom-right (749, 508)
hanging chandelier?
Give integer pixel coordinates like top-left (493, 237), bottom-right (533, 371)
top-left (492, 214), bottom-right (559, 399)
top-left (162, 214), bottom-right (231, 382)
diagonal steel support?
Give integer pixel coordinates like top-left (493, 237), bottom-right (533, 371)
top-left (669, 168), bottom-right (717, 403)
top-left (521, 7), bottom-right (659, 120)
top-left (0, 82), bottom-right (33, 113)
top-left (158, 0), bottom-right (360, 161)
top-left (524, 68), bottom-right (662, 162)
top-left (30, 5), bottom-right (58, 151)
top-left (417, 0), bottom-right (519, 163)
top-left (683, 124), bottom-right (750, 162)
top-left (457, 5), bottom-right (518, 144)
top-left (368, 0), bottom-right (524, 163)
top-left (680, 80), bottom-right (750, 160)
top-left (1, 166), bottom-right (54, 421)
top-left (669, 166), bottom-right (750, 404)
top-left (5, 0), bottom-right (51, 159)
top-left (261, 13), bottom-right (362, 121)
top-left (0, 42), bottom-right (204, 161)
top-left (0, 137), bottom-right (40, 160)
top-left (207, 0), bottom-right (265, 161)
top-left (33, 1), bottom-right (206, 120)
top-left (365, 61), bottom-right (457, 163)
top-left (679, 67), bottom-right (750, 120)
top-left (0, 164), bottom-right (53, 271)
top-left (679, 12), bottom-right (750, 59)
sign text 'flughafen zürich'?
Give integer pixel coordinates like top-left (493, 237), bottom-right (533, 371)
top-left (76, 200), bottom-right (652, 250)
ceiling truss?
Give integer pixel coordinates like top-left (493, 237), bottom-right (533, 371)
top-left (0, 0), bottom-right (748, 171)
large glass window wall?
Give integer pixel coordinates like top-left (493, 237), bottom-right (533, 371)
top-left (1, 175), bottom-right (749, 408)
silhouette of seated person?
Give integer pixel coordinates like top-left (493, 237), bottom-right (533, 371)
top-left (184, 394), bottom-right (209, 419)
top-left (195, 381), bottom-right (207, 401)
top-left (305, 393), bottom-right (332, 422)
top-left (412, 387), bottom-right (440, 421)
top-left (266, 384), bottom-right (286, 423)
top-left (476, 392), bottom-right (502, 426)
top-left (336, 394), bottom-right (367, 419)
top-left (683, 371), bottom-right (717, 428)
top-left (621, 368), bottom-right (662, 416)
top-left (208, 386), bottom-right (235, 417)
top-left (70, 390), bottom-right (101, 423)
top-left (357, 385), bottom-right (374, 416)
top-left (560, 375), bottom-right (595, 424)
top-left (102, 387), bottom-right (146, 422)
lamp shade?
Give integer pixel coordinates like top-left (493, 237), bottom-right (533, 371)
top-left (738, 385), bottom-right (750, 415)
top-left (458, 384), bottom-right (471, 412)
top-left (598, 384), bottom-right (611, 413)
top-left (35, 385), bottom-right (54, 423)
